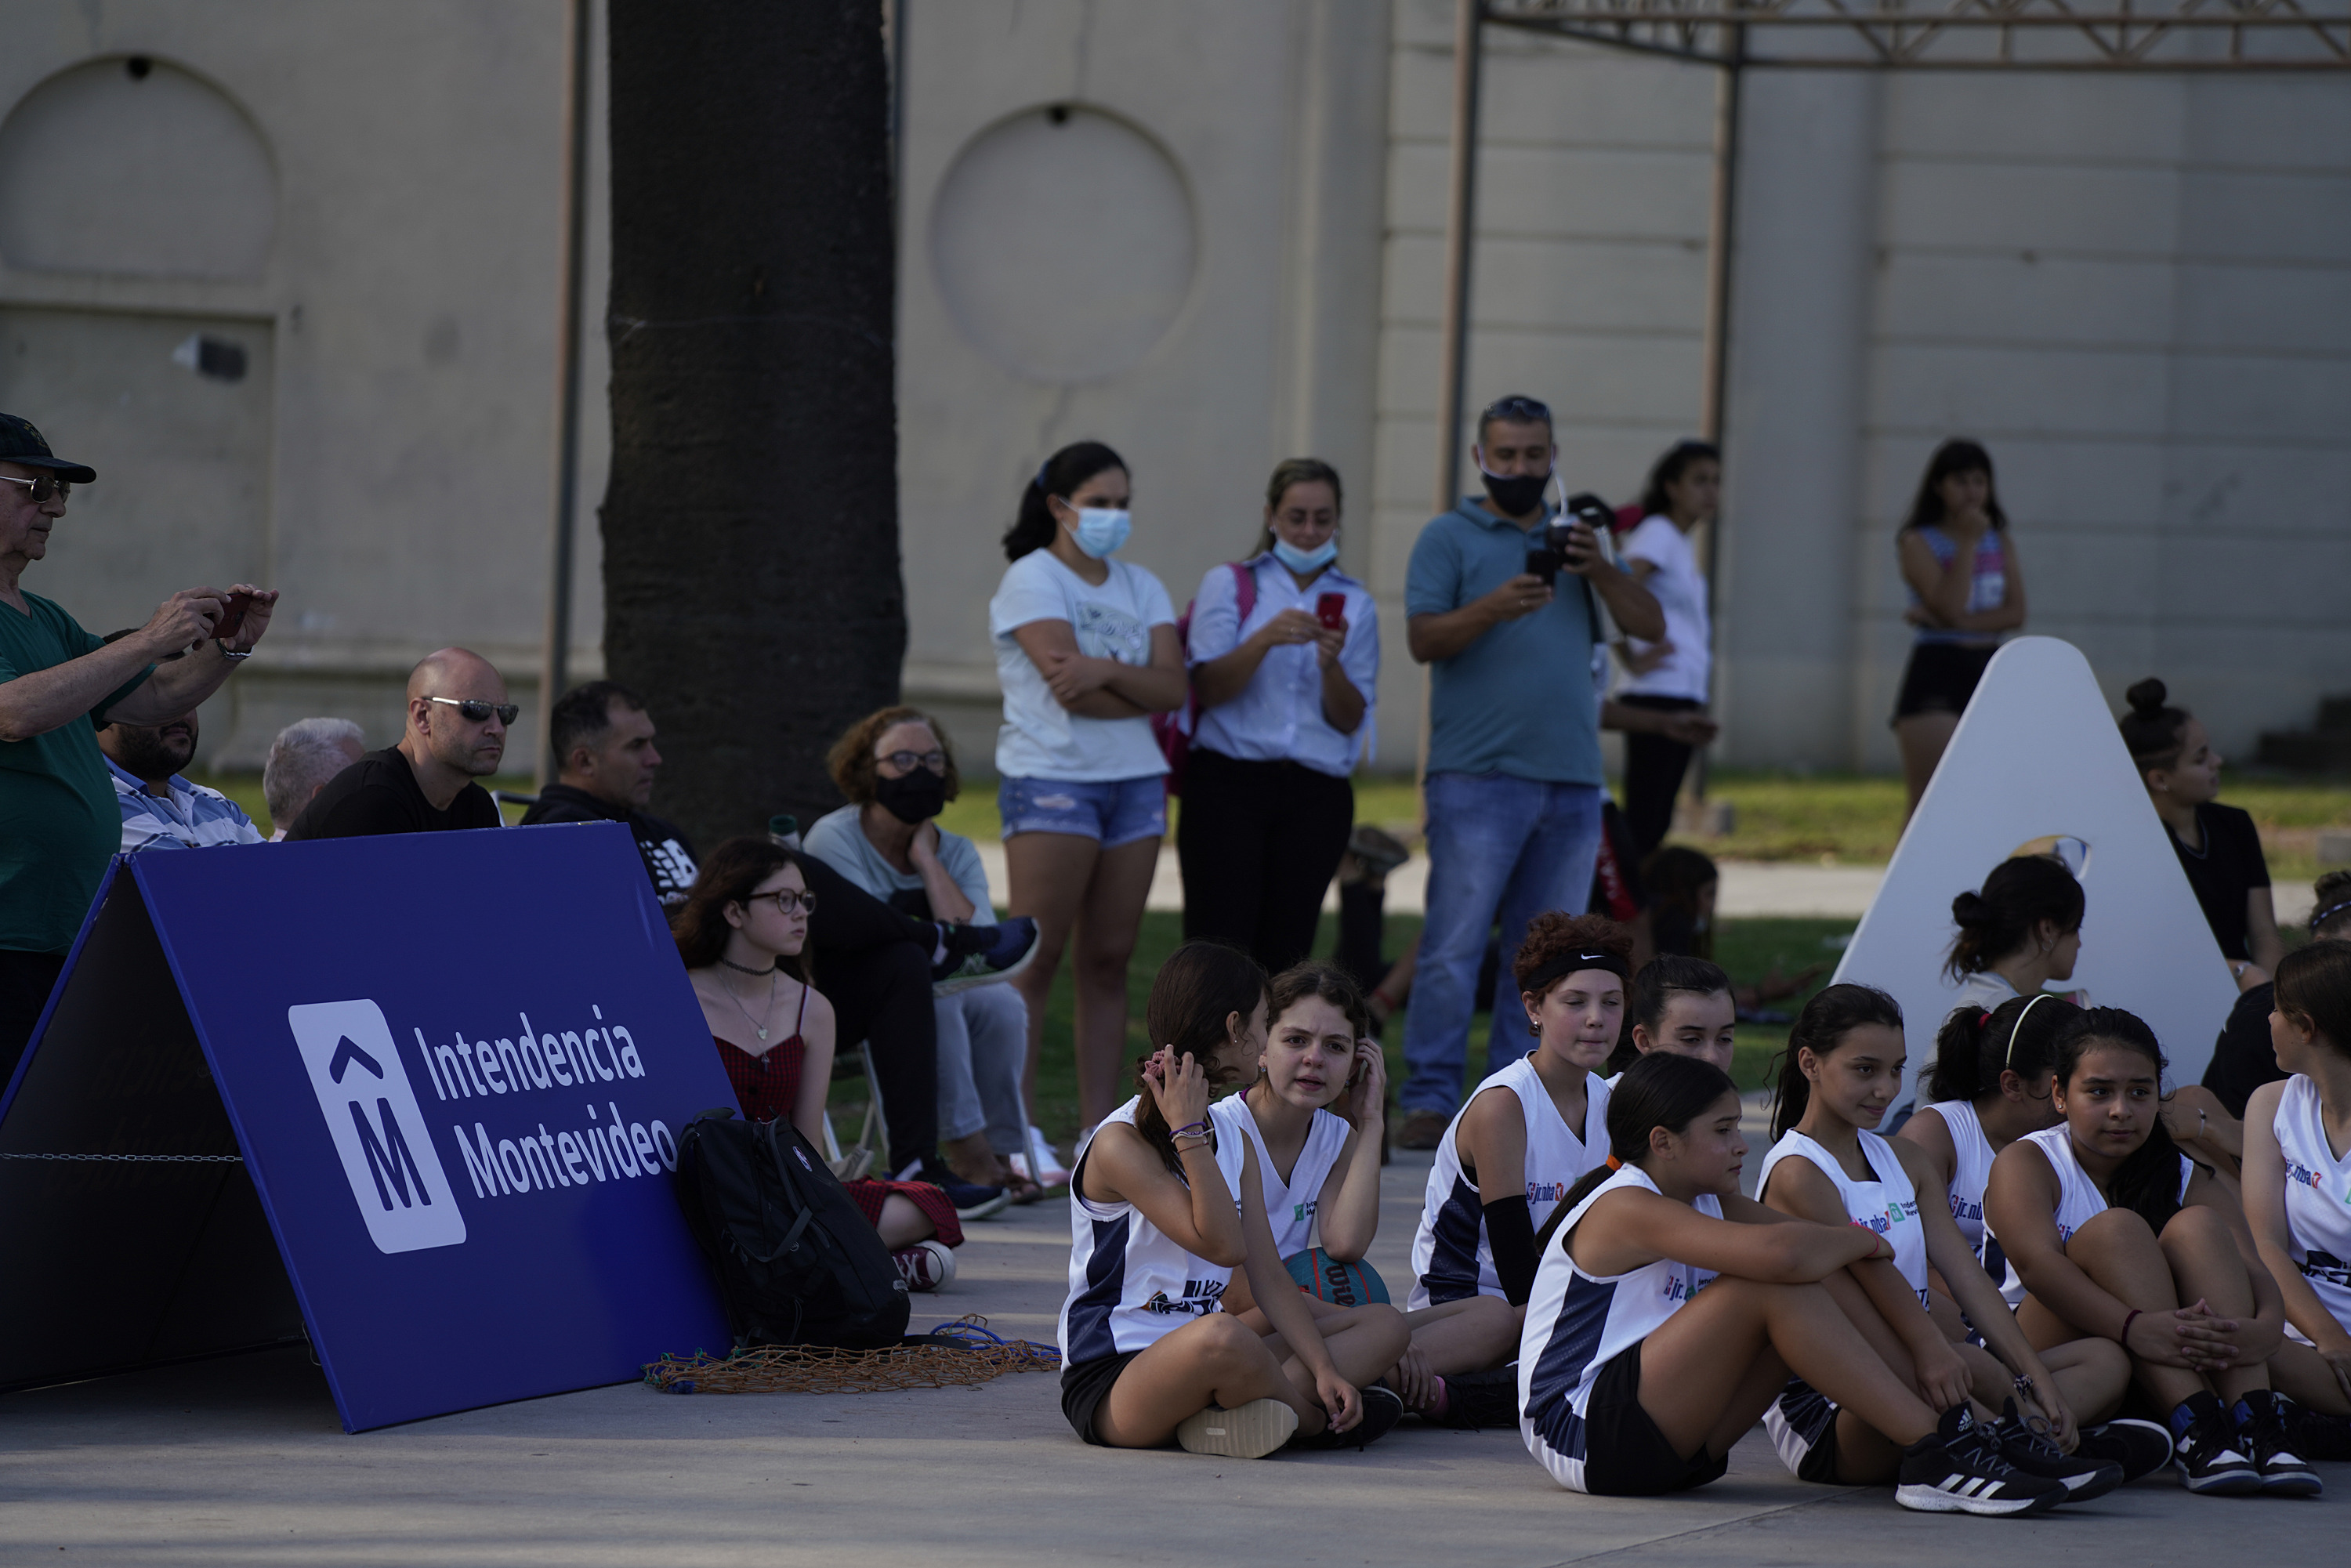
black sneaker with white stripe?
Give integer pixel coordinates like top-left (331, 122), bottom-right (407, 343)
top-left (1992, 1398), bottom-right (2124, 1502)
top-left (1895, 1404), bottom-right (2067, 1517)
top-left (2234, 1390), bottom-right (2324, 1497)
top-left (2074, 1418), bottom-right (2173, 1484)
top-left (2169, 1390), bottom-right (2262, 1495)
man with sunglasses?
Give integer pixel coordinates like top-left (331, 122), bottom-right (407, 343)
top-left (284, 648), bottom-right (512, 839)
top-left (0, 413), bottom-right (278, 1079)
top-left (1396, 395), bottom-right (1665, 1150)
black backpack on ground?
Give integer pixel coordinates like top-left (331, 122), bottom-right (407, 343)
top-left (673, 1109), bottom-right (911, 1349)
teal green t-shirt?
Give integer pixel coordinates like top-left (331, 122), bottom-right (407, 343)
top-left (0, 592), bottom-right (153, 954)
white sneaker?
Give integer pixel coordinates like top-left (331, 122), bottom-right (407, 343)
top-left (1015, 1124), bottom-right (1070, 1186)
top-left (892, 1240), bottom-right (956, 1292)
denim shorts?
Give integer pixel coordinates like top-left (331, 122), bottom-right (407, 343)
top-left (998, 774), bottom-right (1166, 848)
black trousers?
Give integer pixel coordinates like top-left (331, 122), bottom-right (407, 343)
top-left (795, 853), bottom-right (939, 1176)
top-left (0, 948), bottom-right (66, 1091)
top-left (1616, 693), bottom-right (1704, 862)
top-left (1177, 748), bottom-right (1353, 978)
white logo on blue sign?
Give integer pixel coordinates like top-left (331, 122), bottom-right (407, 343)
top-left (288, 1000), bottom-right (467, 1255)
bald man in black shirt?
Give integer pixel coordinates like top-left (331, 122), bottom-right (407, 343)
top-left (288, 648), bottom-right (509, 838)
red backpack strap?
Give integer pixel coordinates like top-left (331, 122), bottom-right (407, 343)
top-left (1229, 558), bottom-right (1256, 623)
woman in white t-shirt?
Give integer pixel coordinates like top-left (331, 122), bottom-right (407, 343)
top-left (1613, 440), bottom-right (1719, 861)
top-left (990, 441), bottom-right (1186, 1130)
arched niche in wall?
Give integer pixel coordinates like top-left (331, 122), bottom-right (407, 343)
top-left (0, 55), bottom-right (276, 281)
top-left (929, 103), bottom-right (1196, 384)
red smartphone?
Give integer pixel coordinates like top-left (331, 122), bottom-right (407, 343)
top-left (1316, 592), bottom-right (1346, 631)
top-left (211, 590), bottom-right (254, 645)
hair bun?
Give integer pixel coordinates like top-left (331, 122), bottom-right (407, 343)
top-left (1951, 890), bottom-right (1987, 925)
top-left (2125, 677), bottom-right (2168, 719)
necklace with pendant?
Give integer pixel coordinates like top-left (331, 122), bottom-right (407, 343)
top-left (720, 963), bottom-right (780, 1041)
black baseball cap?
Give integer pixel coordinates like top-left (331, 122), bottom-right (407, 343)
top-left (0, 413), bottom-right (96, 483)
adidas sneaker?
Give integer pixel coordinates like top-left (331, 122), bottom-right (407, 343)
top-left (2170, 1390), bottom-right (2262, 1495)
top-left (1894, 1404), bottom-right (2067, 1517)
top-left (2073, 1418), bottom-right (2173, 1484)
top-left (1992, 1398), bottom-right (2124, 1502)
top-left (2234, 1390), bottom-right (2324, 1497)
top-left (1176, 1397), bottom-right (1299, 1459)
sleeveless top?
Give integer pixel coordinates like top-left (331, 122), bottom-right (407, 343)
top-left (1907, 523), bottom-right (2005, 646)
top-left (1060, 1095), bottom-right (1251, 1365)
top-left (1211, 1093), bottom-right (1353, 1258)
top-left (712, 983), bottom-right (813, 1123)
top-left (1409, 1056), bottom-right (1612, 1309)
top-left (1519, 1164), bottom-right (1722, 1492)
top-left (1918, 1099), bottom-right (1997, 1256)
top-left (1983, 1123), bottom-right (2192, 1303)
top-left (1758, 1128), bottom-right (1930, 1308)
top-left (2273, 1074), bottom-right (2351, 1340)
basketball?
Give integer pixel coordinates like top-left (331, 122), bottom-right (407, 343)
top-left (1284, 1247), bottom-right (1391, 1308)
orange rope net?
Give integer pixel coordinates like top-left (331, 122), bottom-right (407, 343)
top-left (643, 1316), bottom-right (1059, 1396)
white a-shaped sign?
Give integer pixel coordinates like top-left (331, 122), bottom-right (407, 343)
top-left (288, 1000), bottom-right (467, 1253)
top-left (1833, 637), bottom-right (2238, 1117)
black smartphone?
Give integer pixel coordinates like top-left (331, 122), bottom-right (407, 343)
top-left (212, 590), bottom-right (254, 644)
top-left (1524, 545), bottom-right (1559, 585)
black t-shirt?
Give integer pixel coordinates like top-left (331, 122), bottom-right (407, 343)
top-left (285, 748), bottom-right (502, 840)
top-left (2168, 802), bottom-right (2269, 962)
top-left (2201, 980), bottom-right (2285, 1120)
top-left (520, 784), bottom-right (700, 908)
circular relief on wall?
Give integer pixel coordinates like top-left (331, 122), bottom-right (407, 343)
top-left (929, 104), bottom-right (1196, 385)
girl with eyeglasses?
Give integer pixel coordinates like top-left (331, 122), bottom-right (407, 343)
top-left (673, 836), bottom-right (964, 1292)
top-left (991, 442), bottom-right (1187, 1138)
top-left (1756, 987), bottom-right (2143, 1498)
top-left (1983, 1007), bottom-right (2324, 1495)
top-left (1057, 943), bottom-right (1409, 1457)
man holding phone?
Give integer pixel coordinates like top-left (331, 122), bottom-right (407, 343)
top-left (0, 412), bottom-right (277, 1078)
top-left (1396, 396), bottom-right (1663, 1150)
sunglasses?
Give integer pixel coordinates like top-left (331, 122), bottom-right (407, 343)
top-left (426, 695), bottom-right (520, 726)
top-left (0, 473), bottom-right (71, 504)
top-left (752, 889), bottom-right (817, 915)
top-left (1480, 395), bottom-right (1552, 426)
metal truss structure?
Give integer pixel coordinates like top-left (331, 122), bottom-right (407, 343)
top-left (1484, 0), bottom-right (2351, 71)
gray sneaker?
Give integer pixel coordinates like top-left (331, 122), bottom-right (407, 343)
top-left (932, 918), bottom-right (1040, 995)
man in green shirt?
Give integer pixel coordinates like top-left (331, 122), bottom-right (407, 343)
top-left (0, 412), bottom-right (277, 1078)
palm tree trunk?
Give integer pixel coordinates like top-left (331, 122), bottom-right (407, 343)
top-left (602, 0), bottom-right (901, 852)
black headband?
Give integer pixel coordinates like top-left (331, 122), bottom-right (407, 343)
top-left (1521, 948), bottom-right (1629, 996)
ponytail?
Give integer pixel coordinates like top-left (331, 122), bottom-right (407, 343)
top-left (1946, 854), bottom-right (2084, 980)
top-left (1004, 440), bottom-right (1127, 562)
top-left (1136, 942), bottom-right (1268, 1175)
top-left (1558, 1052), bottom-right (1738, 1214)
top-left (1928, 992), bottom-right (2078, 1105)
top-left (1772, 983), bottom-right (1904, 1140)
top-left (2052, 1008), bottom-right (2199, 1231)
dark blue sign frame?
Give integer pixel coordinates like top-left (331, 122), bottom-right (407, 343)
top-left (0, 823), bottom-right (734, 1431)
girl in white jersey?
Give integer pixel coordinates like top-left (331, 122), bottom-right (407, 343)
top-left (1520, 1052), bottom-right (2067, 1514)
top-left (1217, 963), bottom-right (1519, 1423)
top-left (1758, 985), bottom-right (2137, 1498)
top-left (1058, 943), bottom-right (1410, 1458)
top-left (1985, 1007), bottom-right (2320, 1496)
top-left (2241, 941), bottom-right (2351, 1458)
top-left (1410, 914), bottom-right (1625, 1317)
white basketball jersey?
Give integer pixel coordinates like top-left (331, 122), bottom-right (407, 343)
top-left (1919, 1099), bottom-right (1996, 1256)
top-left (1408, 1056), bottom-right (1611, 1310)
top-left (1983, 1123), bottom-right (2190, 1305)
top-left (1757, 1128), bottom-right (1930, 1308)
top-left (1519, 1164), bottom-right (1721, 1494)
top-left (1059, 1095), bottom-right (1250, 1365)
top-left (2273, 1074), bottom-right (2351, 1341)
top-left (1211, 1093), bottom-right (1352, 1259)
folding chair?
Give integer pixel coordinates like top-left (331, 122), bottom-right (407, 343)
top-left (821, 1039), bottom-right (889, 1181)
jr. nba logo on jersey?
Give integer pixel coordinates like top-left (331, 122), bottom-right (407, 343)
top-left (288, 1000), bottom-right (467, 1254)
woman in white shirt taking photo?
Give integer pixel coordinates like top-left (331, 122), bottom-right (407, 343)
top-left (1177, 458), bottom-right (1379, 976)
top-left (991, 441), bottom-right (1186, 1132)
top-left (1613, 440), bottom-right (1720, 862)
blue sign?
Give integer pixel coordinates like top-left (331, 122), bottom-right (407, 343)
top-left (0, 822), bottom-right (734, 1431)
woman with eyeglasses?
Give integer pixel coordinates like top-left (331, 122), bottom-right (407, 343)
top-left (804, 707), bottom-right (1041, 1202)
top-left (674, 835), bottom-right (964, 1292)
top-left (1176, 458), bottom-right (1378, 977)
top-left (1892, 440), bottom-right (2028, 820)
top-left (991, 441), bottom-right (1187, 1135)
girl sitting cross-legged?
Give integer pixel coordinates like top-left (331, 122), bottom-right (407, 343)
top-left (1056, 942), bottom-right (1411, 1458)
top-left (1517, 1052), bottom-right (2069, 1514)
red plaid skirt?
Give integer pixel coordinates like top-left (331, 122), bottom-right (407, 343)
top-left (844, 1178), bottom-right (962, 1249)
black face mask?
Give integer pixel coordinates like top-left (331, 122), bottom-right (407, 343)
top-left (873, 768), bottom-right (947, 824)
top-left (1479, 466), bottom-right (1550, 519)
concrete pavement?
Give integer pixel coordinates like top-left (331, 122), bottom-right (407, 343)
top-left (2, 1146), bottom-right (2344, 1565)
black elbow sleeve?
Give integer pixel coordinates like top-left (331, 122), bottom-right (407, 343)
top-left (1484, 1195), bottom-right (1538, 1306)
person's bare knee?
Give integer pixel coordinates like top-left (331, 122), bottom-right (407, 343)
top-left (2066, 1204), bottom-right (2172, 1300)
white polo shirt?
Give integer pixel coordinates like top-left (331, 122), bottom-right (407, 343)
top-left (1185, 556), bottom-right (1378, 779)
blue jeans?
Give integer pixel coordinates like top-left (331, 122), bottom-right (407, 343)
top-left (1401, 773), bottom-right (1604, 1116)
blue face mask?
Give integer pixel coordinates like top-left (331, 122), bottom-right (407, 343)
top-left (1066, 506), bottom-right (1132, 559)
top-left (1270, 538), bottom-right (1339, 574)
